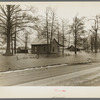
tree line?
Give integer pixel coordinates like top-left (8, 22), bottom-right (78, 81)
top-left (0, 5), bottom-right (100, 56)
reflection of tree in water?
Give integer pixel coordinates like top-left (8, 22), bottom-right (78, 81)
top-left (95, 53), bottom-right (97, 61)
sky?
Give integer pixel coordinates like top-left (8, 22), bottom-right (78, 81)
top-left (1, 2), bottom-right (100, 28)
top-left (1, 2), bottom-right (100, 47)
top-left (32, 2), bottom-right (100, 24)
top-left (32, 2), bottom-right (100, 20)
top-left (23, 2), bottom-right (100, 33)
top-left (24, 2), bottom-right (100, 46)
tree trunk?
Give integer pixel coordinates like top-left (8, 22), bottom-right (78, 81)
top-left (5, 5), bottom-right (12, 56)
top-left (58, 26), bottom-right (59, 52)
top-left (68, 33), bottom-right (70, 47)
top-left (25, 35), bottom-right (28, 53)
top-left (95, 31), bottom-right (97, 53)
top-left (62, 34), bottom-right (64, 57)
top-left (46, 9), bottom-right (49, 57)
top-left (91, 36), bottom-right (93, 52)
top-left (62, 24), bottom-right (64, 57)
top-left (50, 13), bottom-right (54, 54)
top-left (14, 33), bottom-right (16, 54)
top-left (75, 32), bottom-right (77, 55)
top-left (11, 36), bottom-right (13, 55)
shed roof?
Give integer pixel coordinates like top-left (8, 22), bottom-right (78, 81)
top-left (32, 38), bottom-right (48, 45)
top-left (31, 38), bottom-right (63, 46)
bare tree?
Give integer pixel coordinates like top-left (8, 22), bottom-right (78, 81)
top-left (0, 5), bottom-right (37, 56)
top-left (89, 15), bottom-right (100, 53)
top-left (57, 23), bottom-right (60, 52)
top-left (46, 8), bottom-right (49, 56)
top-left (70, 16), bottom-right (85, 55)
top-left (62, 20), bottom-right (65, 56)
top-left (0, 5), bottom-right (13, 55)
top-left (50, 9), bottom-right (55, 41)
top-left (90, 35), bottom-right (94, 52)
top-left (0, 5), bottom-right (25, 55)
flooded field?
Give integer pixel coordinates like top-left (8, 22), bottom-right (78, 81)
top-left (0, 50), bottom-right (100, 86)
top-left (0, 50), bottom-right (100, 72)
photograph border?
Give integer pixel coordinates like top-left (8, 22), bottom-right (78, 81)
top-left (0, 0), bottom-right (100, 99)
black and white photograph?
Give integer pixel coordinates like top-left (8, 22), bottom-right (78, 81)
top-left (0, 2), bottom-right (100, 87)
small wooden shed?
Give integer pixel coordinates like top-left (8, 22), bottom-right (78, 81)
top-left (31, 38), bottom-right (62, 54)
top-left (67, 45), bottom-right (80, 51)
top-left (17, 47), bottom-right (28, 53)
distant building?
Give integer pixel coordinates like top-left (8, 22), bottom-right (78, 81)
top-left (31, 38), bottom-right (63, 54)
top-left (17, 47), bottom-right (28, 53)
top-left (67, 45), bottom-right (80, 51)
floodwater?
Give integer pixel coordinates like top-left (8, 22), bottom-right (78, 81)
top-left (0, 50), bottom-right (100, 86)
top-left (0, 50), bottom-right (100, 72)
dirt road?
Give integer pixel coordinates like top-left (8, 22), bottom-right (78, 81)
top-left (15, 63), bottom-right (100, 86)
